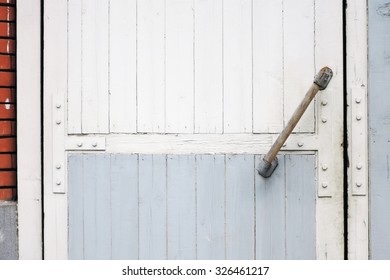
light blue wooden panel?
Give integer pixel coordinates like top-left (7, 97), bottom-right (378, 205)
top-left (111, 154), bottom-right (139, 260)
top-left (167, 155), bottom-right (196, 259)
top-left (0, 203), bottom-right (18, 260)
top-left (225, 155), bottom-right (255, 259)
top-left (369, 0), bottom-right (390, 260)
top-left (139, 155), bottom-right (167, 259)
top-left (255, 155), bottom-right (286, 259)
top-left (196, 155), bottom-right (225, 259)
top-left (285, 155), bottom-right (316, 259)
top-left (68, 154), bottom-right (84, 259)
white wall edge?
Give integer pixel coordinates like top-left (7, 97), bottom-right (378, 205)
top-left (346, 0), bottom-right (369, 259)
top-left (16, 0), bottom-right (43, 260)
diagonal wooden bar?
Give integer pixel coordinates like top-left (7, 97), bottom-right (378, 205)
top-left (258, 66), bottom-right (333, 178)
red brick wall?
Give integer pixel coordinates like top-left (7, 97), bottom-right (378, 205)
top-left (0, 0), bottom-right (15, 201)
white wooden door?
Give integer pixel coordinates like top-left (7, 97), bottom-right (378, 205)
top-left (44, 0), bottom-right (344, 259)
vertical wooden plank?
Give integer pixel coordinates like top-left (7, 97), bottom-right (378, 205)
top-left (95, 154), bottom-right (111, 259)
top-left (283, 0), bottom-right (315, 132)
top-left (137, 0), bottom-right (165, 133)
top-left (111, 154), bottom-right (139, 260)
top-left (68, 0), bottom-right (82, 134)
top-left (109, 0), bottom-right (136, 133)
top-left (167, 155), bottom-right (196, 259)
top-left (139, 155), bottom-right (167, 259)
top-left (194, 0), bottom-right (223, 133)
top-left (369, 0), bottom-right (390, 260)
top-left (82, 154), bottom-right (97, 259)
top-left (223, 0), bottom-right (252, 133)
top-left (82, 0), bottom-right (109, 133)
top-left (226, 154), bottom-right (255, 259)
top-left (253, 0), bottom-right (283, 133)
top-left (285, 155), bottom-right (316, 260)
top-left (255, 155), bottom-right (286, 259)
top-left (165, 0), bottom-right (194, 133)
top-left (68, 154), bottom-right (84, 259)
top-left (196, 155), bottom-right (225, 259)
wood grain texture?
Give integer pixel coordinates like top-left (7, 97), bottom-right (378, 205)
top-left (137, 0), bottom-right (166, 133)
top-left (196, 155), bottom-right (225, 259)
top-left (223, 0), bottom-right (252, 133)
top-left (82, 0), bottom-right (109, 133)
top-left (225, 154), bottom-right (255, 259)
top-left (167, 155), bottom-right (196, 259)
top-left (369, 0), bottom-right (390, 260)
top-left (139, 155), bottom-right (167, 259)
top-left (194, 0), bottom-right (223, 133)
top-left (109, 0), bottom-right (137, 133)
top-left (165, 0), bottom-right (194, 133)
top-left (255, 155), bottom-right (286, 259)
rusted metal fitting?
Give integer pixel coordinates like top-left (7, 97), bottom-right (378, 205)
top-left (314, 66), bottom-right (333, 90)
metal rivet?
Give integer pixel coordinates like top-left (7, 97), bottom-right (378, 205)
top-left (356, 164), bottom-right (362, 170)
top-left (356, 115), bottom-right (362, 121)
top-left (56, 180), bottom-right (62, 186)
top-left (297, 142), bottom-right (304, 147)
top-left (55, 164), bottom-right (61, 170)
top-left (56, 120), bottom-right (61, 125)
top-left (322, 164), bottom-right (328, 171)
top-left (92, 142), bottom-right (97, 147)
top-left (356, 182), bottom-right (362, 188)
top-left (321, 118), bottom-right (327, 123)
top-left (56, 104), bottom-right (61, 109)
top-left (321, 100), bottom-right (328, 106)
top-left (355, 98), bottom-right (361, 104)
top-left (77, 142), bottom-right (83, 147)
top-left (322, 183), bottom-right (328, 188)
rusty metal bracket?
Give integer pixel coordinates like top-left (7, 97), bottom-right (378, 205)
top-left (257, 67), bottom-right (333, 178)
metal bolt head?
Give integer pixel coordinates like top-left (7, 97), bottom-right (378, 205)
top-left (92, 142), bottom-right (98, 147)
top-left (356, 164), bottom-right (363, 170)
top-left (56, 120), bottom-right (61, 125)
top-left (321, 100), bottom-right (328, 106)
top-left (322, 183), bottom-right (328, 188)
top-left (55, 164), bottom-right (61, 170)
top-left (297, 142), bottom-right (304, 147)
top-left (56, 180), bottom-right (62, 186)
top-left (282, 143), bottom-right (287, 148)
top-left (321, 118), bottom-right (327, 123)
top-left (77, 142), bottom-right (83, 147)
top-left (356, 182), bottom-right (362, 188)
top-left (355, 98), bottom-right (361, 104)
top-left (356, 115), bottom-right (362, 121)
top-left (56, 104), bottom-right (62, 109)
top-left (322, 164), bottom-right (328, 171)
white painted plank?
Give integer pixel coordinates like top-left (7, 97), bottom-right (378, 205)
top-left (223, 0), bottom-right (252, 133)
top-left (109, 0), bottom-right (136, 133)
top-left (82, 154), bottom-right (97, 259)
top-left (283, 0), bottom-right (315, 132)
top-left (225, 155), bottom-right (255, 259)
top-left (17, 0), bottom-right (43, 259)
top-left (111, 154), bottom-right (139, 260)
top-left (67, 0), bottom-right (82, 134)
top-left (95, 155), bottom-right (111, 259)
top-left (253, 0), bottom-right (284, 133)
top-left (167, 155), bottom-right (196, 259)
top-left (194, 0), bottom-right (223, 133)
top-left (165, 0), bottom-right (194, 133)
top-left (68, 155), bottom-right (84, 259)
top-left (82, 0), bottom-right (109, 133)
top-left (285, 155), bottom-right (316, 260)
top-left (137, 0), bottom-right (166, 133)
top-left (255, 155), bottom-right (286, 259)
top-left (139, 155), bottom-right (167, 259)
top-left (196, 155), bottom-right (225, 259)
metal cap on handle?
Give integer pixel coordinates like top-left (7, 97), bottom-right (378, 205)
top-left (257, 66), bottom-right (333, 178)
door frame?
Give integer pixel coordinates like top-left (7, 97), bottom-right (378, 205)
top-left (17, 0), bottom-right (43, 259)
